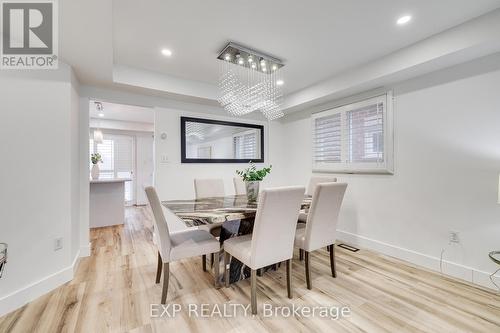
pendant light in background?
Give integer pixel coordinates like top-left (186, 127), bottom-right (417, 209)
top-left (94, 102), bottom-right (104, 143)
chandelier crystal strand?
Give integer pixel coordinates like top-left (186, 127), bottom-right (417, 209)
top-left (217, 45), bottom-right (284, 120)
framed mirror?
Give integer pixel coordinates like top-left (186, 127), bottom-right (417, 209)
top-left (181, 117), bottom-right (264, 163)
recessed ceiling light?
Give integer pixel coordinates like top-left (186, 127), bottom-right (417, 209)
top-left (397, 15), bottom-right (412, 25)
top-left (161, 49), bottom-right (172, 57)
top-left (98, 113), bottom-right (105, 117)
top-left (276, 80), bottom-right (284, 86)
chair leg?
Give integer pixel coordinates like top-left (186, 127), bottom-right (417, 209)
top-left (213, 251), bottom-right (220, 289)
top-left (286, 259), bottom-right (292, 299)
top-left (299, 249), bottom-right (304, 261)
top-left (304, 251), bottom-right (312, 290)
top-left (161, 263), bottom-right (170, 304)
top-left (251, 269), bottom-right (257, 315)
top-left (202, 255), bottom-right (207, 272)
top-left (329, 244), bottom-right (337, 278)
top-left (224, 252), bottom-right (231, 288)
top-left (211, 253), bottom-right (214, 268)
top-left (155, 252), bottom-right (162, 284)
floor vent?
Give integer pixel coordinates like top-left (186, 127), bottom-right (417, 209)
top-left (337, 243), bottom-right (360, 252)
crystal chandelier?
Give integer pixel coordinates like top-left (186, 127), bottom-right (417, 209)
top-left (185, 121), bottom-right (205, 141)
top-left (217, 42), bottom-right (284, 120)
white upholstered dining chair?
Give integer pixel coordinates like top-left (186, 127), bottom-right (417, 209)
top-left (295, 182), bottom-right (347, 289)
top-left (233, 177), bottom-right (246, 195)
top-left (194, 178), bottom-right (226, 268)
top-left (145, 186), bottom-right (221, 304)
top-left (194, 178), bottom-right (225, 199)
top-left (306, 176), bottom-right (338, 196)
top-left (298, 176), bottom-right (338, 222)
top-left (223, 186), bottom-right (305, 315)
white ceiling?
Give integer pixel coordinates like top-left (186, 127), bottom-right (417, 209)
top-left (186, 123), bottom-right (257, 144)
top-left (61, 1), bottom-right (500, 112)
top-left (89, 101), bottom-right (154, 123)
top-left (112, 0), bottom-right (500, 94)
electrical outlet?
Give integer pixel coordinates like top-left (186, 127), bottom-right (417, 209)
top-left (160, 155), bottom-right (169, 164)
top-left (54, 237), bottom-right (63, 251)
top-left (449, 231), bottom-right (460, 244)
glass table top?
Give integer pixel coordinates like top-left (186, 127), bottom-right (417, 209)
top-left (162, 194), bottom-right (312, 227)
top-left (489, 251), bottom-right (500, 265)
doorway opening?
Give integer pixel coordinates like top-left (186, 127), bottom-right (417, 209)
top-left (89, 101), bottom-right (154, 207)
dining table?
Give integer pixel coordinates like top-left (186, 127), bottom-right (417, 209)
top-left (162, 194), bottom-right (312, 284)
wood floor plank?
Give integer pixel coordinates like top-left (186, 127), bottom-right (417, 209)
top-left (1, 206), bottom-right (499, 333)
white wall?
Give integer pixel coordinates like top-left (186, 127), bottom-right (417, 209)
top-left (279, 66), bottom-right (500, 289)
top-left (89, 118), bottom-right (154, 132)
top-left (136, 134), bottom-right (154, 205)
top-left (0, 64), bottom-right (83, 316)
top-left (79, 97), bottom-right (90, 257)
top-left (70, 72), bottom-right (81, 261)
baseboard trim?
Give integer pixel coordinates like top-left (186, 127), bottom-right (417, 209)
top-left (337, 229), bottom-right (500, 291)
top-left (0, 250), bottom-right (82, 317)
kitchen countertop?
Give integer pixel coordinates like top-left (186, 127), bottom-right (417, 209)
top-left (90, 178), bottom-right (132, 184)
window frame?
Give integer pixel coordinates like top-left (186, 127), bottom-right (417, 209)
top-left (232, 129), bottom-right (260, 160)
top-left (311, 92), bottom-right (394, 174)
top-left (89, 132), bottom-right (136, 205)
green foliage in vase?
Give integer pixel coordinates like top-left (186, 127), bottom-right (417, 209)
top-left (236, 162), bottom-right (272, 182)
top-left (91, 153), bottom-right (103, 165)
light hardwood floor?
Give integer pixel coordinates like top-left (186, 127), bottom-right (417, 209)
top-left (1, 207), bottom-right (499, 333)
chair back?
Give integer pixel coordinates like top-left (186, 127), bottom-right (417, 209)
top-left (304, 183), bottom-right (347, 251)
top-left (306, 176), bottom-right (337, 196)
top-left (145, 186), bottom-right (171, 260)
top-left (233, 177), bottom-right (246, 195)
top-left (194, 178), bottom-right (225, 198)
top-left (250, 186), bottom-right (305, 268)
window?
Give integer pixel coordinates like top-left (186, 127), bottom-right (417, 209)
top-left (233, 131), bottom-right (259, 159)
top-left (90, 133), bottom-right (135, 204)
top-left (197, 146), bottom-right (212, 159)
top-left (312, 93), bottom-right (393, 174)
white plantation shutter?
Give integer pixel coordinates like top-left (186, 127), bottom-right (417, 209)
top-left (97, 139), bottom-right (115, 176)
top-left (111, 135), bottom-right (134, 203)
top-left (313, 113), bottom-right (341, 163)
top-left (234, 131), bottom-right (258, 159)
top-left (312, 93), bottom-right (393, 174)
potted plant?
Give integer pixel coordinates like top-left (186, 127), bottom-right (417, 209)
top-left (90, 153), bottom-right (103, 180)
top-left (236, 162), bottom-right (272, 202)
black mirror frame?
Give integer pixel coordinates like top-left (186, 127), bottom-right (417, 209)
top-left (181, 116), bottom-right (265, 163)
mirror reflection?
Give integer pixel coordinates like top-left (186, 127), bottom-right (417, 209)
top-left (182, 118), bottom-right (263, 162)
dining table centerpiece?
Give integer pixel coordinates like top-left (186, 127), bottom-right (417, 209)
top-left (236, 162), bottom-right (272, 202)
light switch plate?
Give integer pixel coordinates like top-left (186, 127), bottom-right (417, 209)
top-left (54, 237), bottom-right (63, 251)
